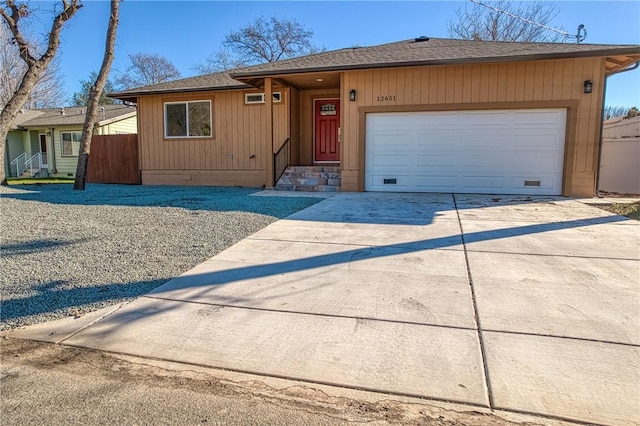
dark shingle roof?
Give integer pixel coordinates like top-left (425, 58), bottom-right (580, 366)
top-left (108, 38), bottom-right (640, 98)
top-left (11, 109), bottom-right (45, 128)
top-left (230, 38), bottom-right (640, 77)
top-left (13, 104), bottom-right (136, 128)
top-left (109, 71), bottom-right (250, 99)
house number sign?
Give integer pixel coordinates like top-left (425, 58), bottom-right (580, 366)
top-left (377, 95), bottom-right (396, 101)
top-left (320, 104), bottom-right (337, 115)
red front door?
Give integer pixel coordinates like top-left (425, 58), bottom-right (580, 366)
top-left (314, 99), bottom-right (340, 162)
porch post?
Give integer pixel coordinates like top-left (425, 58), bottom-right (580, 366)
top-left (264, 77), bottom-right (274, 187)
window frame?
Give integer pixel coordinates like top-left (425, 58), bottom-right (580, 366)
top-left (244, 92), bottom-right (282, 104)
top-left (163, 100), bottom-right (213, 139)
top-left (60, 131), bottom-right (82, 157)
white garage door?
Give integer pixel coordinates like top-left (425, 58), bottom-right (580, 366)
top-left (365, 109), bottom-right (567, 195)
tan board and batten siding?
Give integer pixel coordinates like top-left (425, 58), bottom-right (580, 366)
top-left (138, 90), bottom-right (289, 186)
top-left (340, 58), bottom-right (605, 196)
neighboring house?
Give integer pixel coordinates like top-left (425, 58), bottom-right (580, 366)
top-left (110, 38), bottom-right (640, 196)
top-left (5, 104), bottom-right (137, 178)
top-left (599, 115), bottom-right (640, 194)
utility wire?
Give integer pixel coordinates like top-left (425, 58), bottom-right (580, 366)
top-left (469, 0), bottom-right (584, 42)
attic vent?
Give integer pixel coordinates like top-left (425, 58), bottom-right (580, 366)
top-left (414, 36), bottom-right (430, 42)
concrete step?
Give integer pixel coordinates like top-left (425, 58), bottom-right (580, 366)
top-left (275, 184), bottom-right (341, 192)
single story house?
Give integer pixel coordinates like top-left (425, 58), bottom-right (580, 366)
top-left (110, 37), bottom-right (640, 196)
top-left (5, 104), bottom-right (137, 178)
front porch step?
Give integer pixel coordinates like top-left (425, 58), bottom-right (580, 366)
top-left (21, 168), bottom-right (45, 178)
top-left (275, 166), bottom-right (341, 192)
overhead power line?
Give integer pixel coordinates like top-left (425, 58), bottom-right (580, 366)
top-left (469, 0), bottom-right (587, 43)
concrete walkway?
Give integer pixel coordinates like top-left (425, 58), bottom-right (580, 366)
top-left (6, 193), bottom-right (639, 425)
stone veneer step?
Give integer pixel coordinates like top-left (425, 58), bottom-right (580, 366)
top-left (275, 166), bottom-right (341, 192)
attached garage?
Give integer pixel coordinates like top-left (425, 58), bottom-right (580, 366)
top-left (365, 109), bottom-right (567, 195)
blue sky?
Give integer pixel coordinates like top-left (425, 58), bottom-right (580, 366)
top-left (25, 1), bottom-right (640, 107)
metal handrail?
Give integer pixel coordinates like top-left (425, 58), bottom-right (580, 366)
top-left (24, 152), bottom-right (42, 177)
top-left (10, 152), bottom-right (27, 177)
top-left (273, 138), bottom-right (291, 185)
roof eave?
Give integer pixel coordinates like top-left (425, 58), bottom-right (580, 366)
top-left (230, 47), bottom-right (640, 78)
top-left (107, 84), bottom-right (251, 101)
top-left (97, 111), bottom-right (138, 127)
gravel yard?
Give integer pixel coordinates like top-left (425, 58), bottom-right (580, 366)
top-left (0, 184), bottom-right (322, 330)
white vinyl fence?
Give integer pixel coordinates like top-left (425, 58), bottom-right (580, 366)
top-left (599, 115), bottom-right (640, 195)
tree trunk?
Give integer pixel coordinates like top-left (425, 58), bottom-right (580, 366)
top-left (0, 0), bottom-right (82, 185)
top-left (73, 0), bottom-right (120, 191)
top-left (0, 65), bottom-right (46, 185)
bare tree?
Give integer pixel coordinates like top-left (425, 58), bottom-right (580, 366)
top-left (0, 0), bottom-right (82, 184)
top-left (115, 52), bottom-right (181, 89)
top-left (604, 105), bottom-right (637, 120)
top-left (0, 24), bottom-right (66, 109)
top-left (73, 0), bottom-right (119, 191)
top-left (447, 0), bottom-right (564, 42)
top-left (193, 16), bottom-right (321, 73)
top-left (71, 71), bottom-right (118, 106)
top-left (192, 46), bottom-right (248, 74)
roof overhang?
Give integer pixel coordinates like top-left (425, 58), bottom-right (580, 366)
top-left (108, 84), bottom-right (250, 103)
top-left (97, 110), bottom-right (138, 127)
top-left (236, 72), bottom-right (341, 90)
top-left (605, 54), bottom-right (640, 75)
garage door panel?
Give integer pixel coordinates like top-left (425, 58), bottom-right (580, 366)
top-left (507, 175), bottom-right (558, 190)
top-left (371, 154), bottom-right (412, 167)
top-left (505, 154), bottom-right (561, 172)
top-left (367, 174), bottom-right (412, 191)
top-left (369, 133), bottom-right (414, 148)
top-left (416, 154), bottom-right (456, 168)
top-left (511, 110), bottom-right (564, 125)
top-left (511, 133), bottom-right (563, 149)
top-left (459, 175), bottom-right (505, 190)
top-left (365, 109), bottom-right (566, 195)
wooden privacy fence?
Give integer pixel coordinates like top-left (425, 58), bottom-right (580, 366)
top-left (87, 134), bottom-right (140, 184)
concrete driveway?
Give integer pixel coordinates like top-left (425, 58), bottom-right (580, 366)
top-left (7, 193), bottom-right (639, 425)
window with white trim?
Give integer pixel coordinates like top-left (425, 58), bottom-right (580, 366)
top-left (164, 100), bottom-right (212, 138)
top-left (244, 92), bottom-right (282, 104)
top-left (61, 131), bottom-right (82, 157)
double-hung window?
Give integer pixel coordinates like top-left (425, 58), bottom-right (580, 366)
top-left (61, 131), bottom-right (82, 156)
top-left (164, 100), bottom-right (212, 138)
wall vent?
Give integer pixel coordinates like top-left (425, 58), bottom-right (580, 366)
top-left (383, 178), bottom-right (397, 184)
top-left (524, 180), bottom-right (541, 187)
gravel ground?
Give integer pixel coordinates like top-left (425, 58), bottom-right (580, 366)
top-left (0, 184), bottom-right (322, 330)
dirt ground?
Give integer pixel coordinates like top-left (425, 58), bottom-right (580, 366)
top-left (1, 338), bottom-right (541, 426)
top-left (593, 201), bottom-right (640, 220)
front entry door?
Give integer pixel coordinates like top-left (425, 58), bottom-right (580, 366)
top-left (39, 133), bottom-right (48, 166)
top-left (314, 99), bottom-right (340, 162)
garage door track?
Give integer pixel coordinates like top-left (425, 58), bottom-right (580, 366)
top-left (8, 193), bottom-right (639, 425)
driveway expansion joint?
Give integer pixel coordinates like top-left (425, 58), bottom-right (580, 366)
top-left (482, 329), bottom-right (640, 348)
top-left (452, 193), bottom-right (494, 409)
top-left (143, 295), bottom-right (477, 333)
